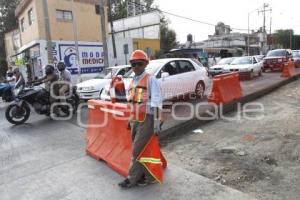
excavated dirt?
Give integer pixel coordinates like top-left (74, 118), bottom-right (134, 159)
top-left (162, 78), bottom-right (300, 200)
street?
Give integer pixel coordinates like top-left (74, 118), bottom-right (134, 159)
top-left (0, 98), bottom-right (254, 200)
top-left (0, 71), bottom-right (299, 200)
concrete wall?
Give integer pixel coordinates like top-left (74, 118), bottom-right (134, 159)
top-left (132, 38), bottom-right (160, 58)
top-left (46, 0), bottom-right (104, 42)
top-left (107, 37), bottom-right (133, 66)
top-left (4, 29), bottom-right (21, 61)
top-left (16, 0), bottom-right (107, 46)
top-left (17, 0), bottom-right (40, 46)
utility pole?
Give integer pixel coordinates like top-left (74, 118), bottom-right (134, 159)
top-left (42, 0), bottom-right (53, 64)
top-left (108, 0), bottom-right (117, 65)
top-left (269, 9), bottom-right (272, 50)
top-left (290, 30), bottom-right (292, 49)
top-left (71, 0), bottom-right (82, 82)
top-left (258, 3), bottom-right (271, 54)
top-left (99, 0), bottom-right (109, 69)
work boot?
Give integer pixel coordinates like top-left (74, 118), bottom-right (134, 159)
top-left (137, 177), bottom-right (157, 186)
top-left (118, 179), bottom-right (135, 189)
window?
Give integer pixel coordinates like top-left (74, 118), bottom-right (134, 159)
top-left (157, 61), bottom-right (178, 78)
top-left (56, 10), bottom-right (73, 21)
top-left (178, 61), bottom-right (195, 73)
top-left (28, 8), bottom-right (34, 25)
top-left (20, 18), bottom-right (25, 32)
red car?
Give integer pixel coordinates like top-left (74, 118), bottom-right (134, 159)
top-left (263, 49), bottom-right (293, 72)
top-left (292, 50), bottom-right (300, 68)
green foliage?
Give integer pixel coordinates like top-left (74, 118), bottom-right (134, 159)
top-left (0, 0), bottom-right (20, 57)
top-left (273, 29), bottom-right (300, 50)
top-left (0, 0), bottom-right (19, 76)
top-left (111, 0), bottom-right (155, 21)
top-left (154, 17), bottom-right (178, 59)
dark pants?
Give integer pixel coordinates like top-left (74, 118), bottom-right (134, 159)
top-left (128, 114), bottom-right (155, 184)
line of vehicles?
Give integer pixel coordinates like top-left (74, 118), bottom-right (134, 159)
top-left (77, 58), bottom-right (210, 102)
top-left (77, 49), bottom-right (300, 102)
top-left (3, 48), bottom-right (299, 125)
top-left (209, 49), bottom-right (300, 78)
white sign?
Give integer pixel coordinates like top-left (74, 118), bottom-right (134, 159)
top-left (57, 43), bottom-right (105, 74)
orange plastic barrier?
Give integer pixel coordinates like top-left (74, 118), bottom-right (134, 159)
top-left (86, 100), bottom-right (167, 177)
top-left (281, 61), bottom-right (296, 78)
top-left (208, 72), bottom-right (242, 105)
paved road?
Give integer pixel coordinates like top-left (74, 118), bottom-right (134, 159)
top-left (0, 109), bottom-right (254, 200)
top-left (0, 70), bottom-right (298, 200)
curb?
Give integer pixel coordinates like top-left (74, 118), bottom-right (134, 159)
top-left (159, 73), bottom-right (300, 141)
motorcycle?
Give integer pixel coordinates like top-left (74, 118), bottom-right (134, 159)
top-left (0, 82), bottom-right (14, 102)
top-left (5, 81), bottom-right (80, 125)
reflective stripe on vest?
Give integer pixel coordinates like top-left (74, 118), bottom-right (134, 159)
top-left (128, 73), bottom-right (150, 122)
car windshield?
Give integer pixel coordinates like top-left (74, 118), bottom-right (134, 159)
top-left (217, 57), bottom-right (234, 65)
top-left (266, 50), bottom-right (286, 57)
top-left (255, 55), bottom-right (264, 62)
top-left (123, 60), bottom-right (163, 78)
top-left (231, 57), bottom-right (252, 65)
top-left (94, 68), bottom-right (119, 79)
top-left (292, 51), bottom-right (300, 58)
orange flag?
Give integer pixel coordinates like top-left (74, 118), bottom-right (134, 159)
top-left (137, 135), bottom-right (167, 184)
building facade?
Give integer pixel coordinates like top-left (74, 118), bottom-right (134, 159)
top-left (8, 0), bottom-right (107, 82)
top-left (107, 11), bottom-right (161, 66)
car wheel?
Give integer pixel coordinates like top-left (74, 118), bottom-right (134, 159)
top-left (195, 81), bottom-right (205, 99)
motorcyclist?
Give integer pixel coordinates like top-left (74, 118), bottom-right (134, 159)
top-left (13, 68), bottom-right (25, 90)
top-left (56, 62), bottom-right (72, 102)
top-left (4, 71), bottom-right (16, 87)
top-left (35, 65), bottom-right (60, 116)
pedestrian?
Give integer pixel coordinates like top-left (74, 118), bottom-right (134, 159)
top-left (118, 50), bottom-right (164, 188)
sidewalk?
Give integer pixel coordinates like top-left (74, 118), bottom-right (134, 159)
top-left (160, 70), bottom-right (300, 138)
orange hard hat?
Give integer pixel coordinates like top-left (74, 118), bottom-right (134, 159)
top-left (129, 50), bottom-right (149, 64)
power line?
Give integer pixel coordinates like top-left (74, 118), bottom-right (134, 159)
top-left (127, 1), bottom-right (249, 32)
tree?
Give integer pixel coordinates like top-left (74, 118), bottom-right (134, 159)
top-left (273, 29), bottom-right (300, 50)
top-left (0, 0), bottom-right (20, 76)
top-left (154, 17), bottom-right (178, 58)
top-left (110, 0), bottom-right (155, 21)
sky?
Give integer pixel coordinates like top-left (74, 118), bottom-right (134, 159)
top-left (153, 0), bottom-right (300, 43)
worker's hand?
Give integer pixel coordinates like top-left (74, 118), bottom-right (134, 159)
top-left (154, 118), bottom-right (163, 135)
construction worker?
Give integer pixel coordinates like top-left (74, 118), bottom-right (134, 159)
top-left (118, 50), bottom-right (164, 188)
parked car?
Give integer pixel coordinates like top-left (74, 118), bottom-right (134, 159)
top-left (223, 56), bottom-right (262, 79)
top-left (76, 65), bottom-right (131, 100)
top-left (100, 58), bottom-right (210, 101)
top-left (292, 50), bottom-right (300, 68)
top-left (263, 49), bottom-right (293, 72)
top-left (208, 57), bottom-right (236, 76)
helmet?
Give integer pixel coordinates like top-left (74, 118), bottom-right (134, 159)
top-left (129, 50), bottom-right (149, 64)
top-left (6, 71), bottom-right (13, 77)
top-left (57, 62), bottom-right (66, 71)
top-left (13, 68), bottom-right (20, 74)
top-left (45, 65), bottom-right (55, 75)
